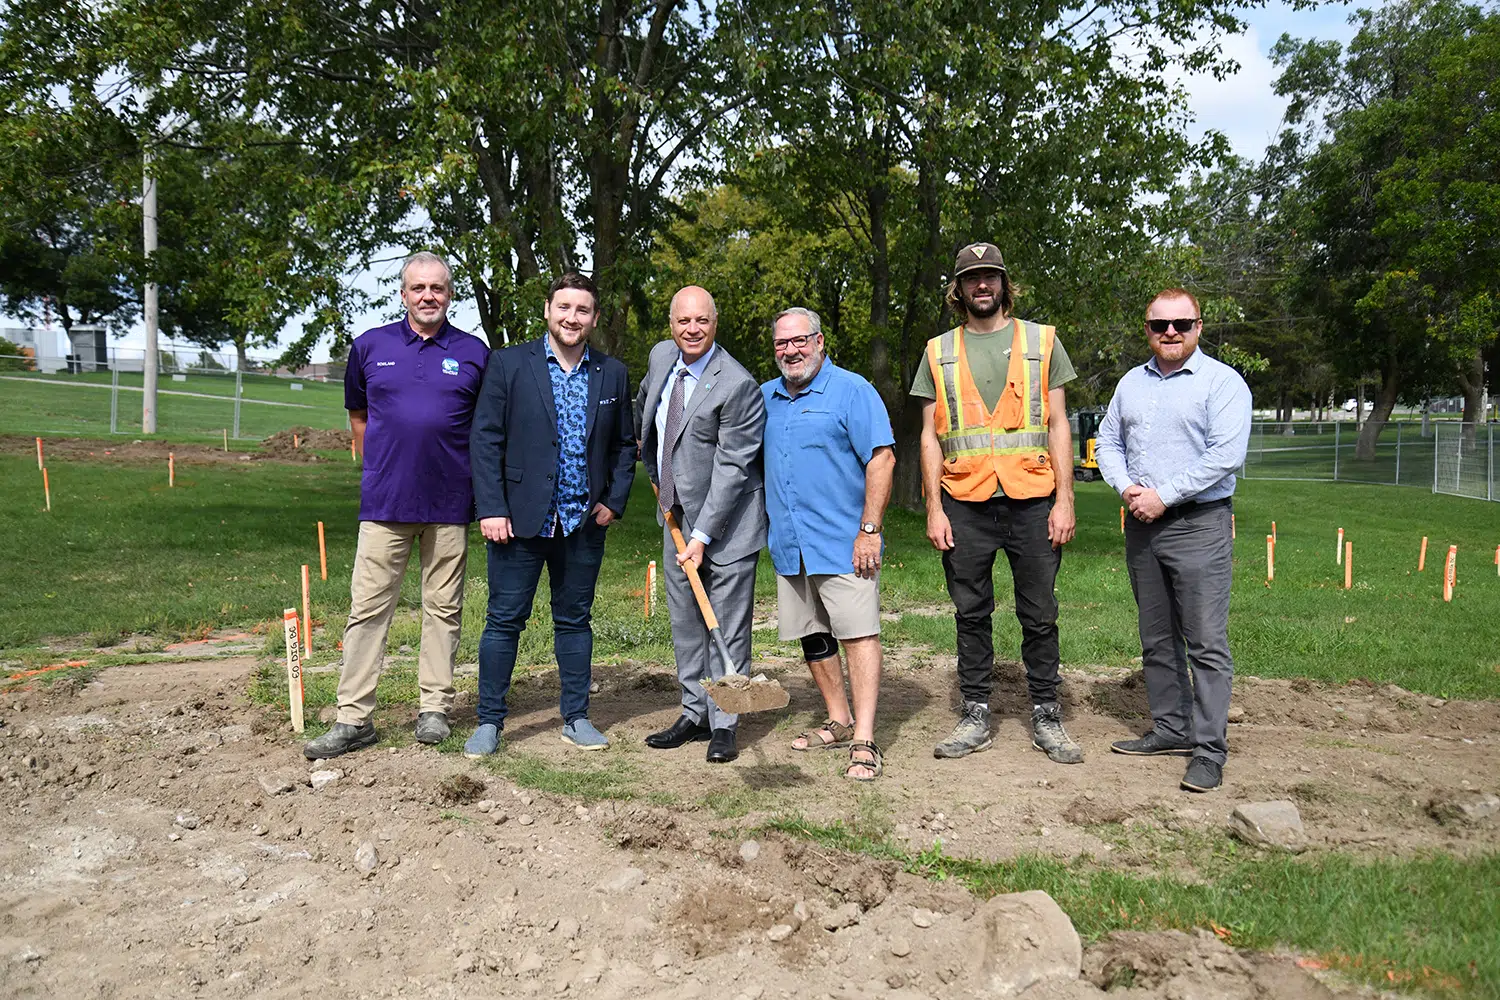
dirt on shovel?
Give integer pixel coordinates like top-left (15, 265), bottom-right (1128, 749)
top-left (703, 673), bottom-right (791, 714)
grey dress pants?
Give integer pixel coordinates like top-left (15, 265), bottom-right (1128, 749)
top-left (1124, 499), bottom-right (1235, 764)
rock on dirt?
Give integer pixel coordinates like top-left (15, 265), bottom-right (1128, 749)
top-left (1229, 800), bottom-right (1308, 852)
top-left (309, 768), bottom-right (343, 790)
top-left (1426, 790), bottom-right (1500, 826)
top-left (354, 841), bottom-right (379, 873)
top-left (739, 839), bottom-right (761, 863)
top-left (257, 774), bottom-right (297, 796)
top-left (971, 890), bottom-right (1081, 996)
top-left (597, 867), bottom-right (646, 893)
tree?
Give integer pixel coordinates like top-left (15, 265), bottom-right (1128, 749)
top-left (1273, 0), bottom-right (1500, 457)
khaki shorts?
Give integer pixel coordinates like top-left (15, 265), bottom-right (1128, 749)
top-left (777, 571), bottom-right (881, 641)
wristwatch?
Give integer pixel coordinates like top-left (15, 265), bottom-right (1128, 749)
top-left (860, 522), bottom-right (881, 535)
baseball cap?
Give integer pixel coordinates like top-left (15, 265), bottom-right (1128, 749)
top-left (953, 242), bottom-right (1007, 279)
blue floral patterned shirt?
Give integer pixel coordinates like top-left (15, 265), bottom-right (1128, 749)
top-left (542, 340), bottom-right (592, 537)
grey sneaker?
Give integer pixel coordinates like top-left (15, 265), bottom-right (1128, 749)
top-left (464, 723), bottom-right (500, 758)
top-left (934, 701), bottom-right (993, 759)
top-left (414, 712), bottom-right (450, 745)
top-left (1031, 702), bottom-right (1084, 764)
top-left (562, 718), bottom-right (609, 751)
top-left (1181, 757), bottom-right (1223, 792)
top-left (303, 721), bottom-right (378, 760)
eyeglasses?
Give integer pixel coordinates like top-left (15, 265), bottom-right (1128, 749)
top-left (1147, 318), bottom-right (1200, 334)
top-left (773, 333), bottom-right (818, 352)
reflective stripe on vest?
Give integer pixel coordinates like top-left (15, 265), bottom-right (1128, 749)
top-left (934, 321), bottom-right (1049, 460)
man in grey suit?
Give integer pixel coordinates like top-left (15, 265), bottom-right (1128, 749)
top-left (636, 285), bottom-right (767, 764)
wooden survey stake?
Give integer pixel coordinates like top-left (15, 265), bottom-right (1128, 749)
top-left (1337, 527), bottom-right (1344, 564)
top-left (1120, 506), bottom-right (1125, 533)
top-left (300, 564), bottom-right (313, 657)
top-left (1266, 535), bottom-right (1274, 583)
top-left (317, 522), bottom-right (328, 580)
top-left (1419, 536), bottom-right (1429, 571)
top-left (282, 608), bottom-right (305, 732)
top-left (1443, 545), bottom-right (1457, 602)
top-left (168, 452), bottom-right (175, 487)
top-left (35, 437), bottom-right (43, 470)
top-left (1344, 542), bottom-right (1353, 590)
top-left (1231, 513), bottom-right (1236, 539)
top-left (645, 561), bottom-right (657, 618)
top-left (42, 467), bottom-right (51, 512)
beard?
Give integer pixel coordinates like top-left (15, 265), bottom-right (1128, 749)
top-left (777, 351), bottom-right (824, 389)
top-left (961, 288), bottom-right (1002, 319)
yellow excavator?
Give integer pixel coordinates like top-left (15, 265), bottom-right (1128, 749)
top-left (1073, 409), bottom-right (1103, 482)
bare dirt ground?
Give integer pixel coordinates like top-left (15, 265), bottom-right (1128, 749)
top-left (4, 649), bottom-right (1495, 998)
top-left (2, 429), bottom-right (351, 466)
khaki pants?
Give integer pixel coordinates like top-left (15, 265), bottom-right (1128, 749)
top-left (336, 521), bottom-right (469, 725)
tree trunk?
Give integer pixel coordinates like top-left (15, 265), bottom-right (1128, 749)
top-left (1354, 367), bottom-right (1401, 460)
top-left (235, 337), bottom-right (248, 371)
top-left (1456, 347), bottom-right (1485, 450)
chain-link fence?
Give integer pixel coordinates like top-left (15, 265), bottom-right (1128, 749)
top-left (1, 351), bottom-right (349, 442)
top-left (1433, 422), bottom-right (1497, 502)
top-left (1240, 420), bottom-right (1441, 489)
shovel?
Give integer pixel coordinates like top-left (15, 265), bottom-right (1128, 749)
top-left (653, 486), bottom-right (789, 715)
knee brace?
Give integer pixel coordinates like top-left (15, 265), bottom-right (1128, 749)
top-left (800, 632), bottom-right (838, 662)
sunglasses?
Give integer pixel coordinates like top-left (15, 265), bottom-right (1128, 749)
top-left (1147, 318), bottom-right (1200, 334)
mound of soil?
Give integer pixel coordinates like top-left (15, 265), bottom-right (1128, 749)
top-left (260, 426), bottom-right (353, 461)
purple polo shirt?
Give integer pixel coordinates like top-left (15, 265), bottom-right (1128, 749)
top-left (345, 318), bottom-right (491, 523)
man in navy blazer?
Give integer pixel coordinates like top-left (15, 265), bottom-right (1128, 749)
top-left (465, 272), bottom-right (635, 755)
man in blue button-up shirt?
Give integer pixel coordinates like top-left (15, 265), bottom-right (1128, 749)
top-left (1095, 288), bottom-right (1252, 793)
top-left (305, 251), bottom-right (490, 761)
top-left (762, 308), bottom-right (895, 780)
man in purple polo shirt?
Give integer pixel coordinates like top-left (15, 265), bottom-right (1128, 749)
top-left (305, 251), bottom-right (490, 760)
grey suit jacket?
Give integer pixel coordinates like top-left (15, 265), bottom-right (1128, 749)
top-left (636, 339), bottom-right (767, 566)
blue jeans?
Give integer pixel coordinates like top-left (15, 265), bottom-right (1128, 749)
top-left (476, 520), bottom-right (607, 728)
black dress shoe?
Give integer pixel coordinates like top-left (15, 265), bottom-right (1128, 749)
top-left (706, 729), bottom-right (738, 763)
top-left (644, 715), bottom-right (711, 749)
top-left (1109, 731), bottom-right (1195, 756)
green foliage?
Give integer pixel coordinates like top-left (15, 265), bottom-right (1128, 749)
top-left (0, 337), bottom-right (33, 371)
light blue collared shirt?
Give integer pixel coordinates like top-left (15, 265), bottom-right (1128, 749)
top-left (1095, 347), bottom-right (1252, 507)
top-left (654, 343), bottom-right (718, 545)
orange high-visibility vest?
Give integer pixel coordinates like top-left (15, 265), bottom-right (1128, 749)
top-left (925, 320), bottom-right (1056, 500)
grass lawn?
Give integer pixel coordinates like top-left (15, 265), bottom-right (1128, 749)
top-left (3, 453), bottom-right (1498, 696)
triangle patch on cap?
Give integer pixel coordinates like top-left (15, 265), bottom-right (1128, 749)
top-left (971, 247), bottom-right (987, 258)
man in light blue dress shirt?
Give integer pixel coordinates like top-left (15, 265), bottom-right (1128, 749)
top-left (1094, 288), bottom-right (1252, 793)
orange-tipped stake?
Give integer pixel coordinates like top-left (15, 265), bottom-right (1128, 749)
top-left (222, 428), bottom-right (228, 452)
top-left (1231, 513), bottom-right (1236, 539)
top-left (1337, 527), bottom-right (1344, 564)
top-left (1418, 535), bottom-right (1429, 572)
top-left (301, 564), bottom-right (313, 657)
top-left (1344, 541), bottom-right (1353, 590)
top-left (351, 438), bottom-right (357, 461)
top-left (1443, 545), bottom-right (1457, 601)
top-left (1272, 520), bottom-right (1277, 543)
top-left (168, 452), bottom-right (175, 487)
top-left (645, 561), bottom-right (656, 618)
top-left (1120, 506), bottom-right (1125, 533)
top-left (1494, 544), bottom-right (1499, 577)
top-left (1266, 535), bottom-right (1275, 583)
top-left (42, 467), bottom-right (51, 512)
top-left (293, 433), bottom-right (300, 449)
top-left (317, 521), bottom-right (328, 581)
top-left (282, 608), bottom-right (305, 733)
top-left (35, 437), bottom-right (43, 470)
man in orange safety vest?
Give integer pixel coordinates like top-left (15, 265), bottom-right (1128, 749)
top-left (909, 242), bottom-right (1082, 764)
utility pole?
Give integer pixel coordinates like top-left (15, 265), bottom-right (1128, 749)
top-left (142, 145), bottom-right (159, 433)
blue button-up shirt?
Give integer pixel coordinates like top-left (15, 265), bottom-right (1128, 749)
top-left (762, 361), bottom-right (894, 576)
top-left (540, 340), bottom-right (593, 537)
top-left (345, 318), bottom-right (490, 523)
top-left (1095, 347), bottom-right (1253, 507)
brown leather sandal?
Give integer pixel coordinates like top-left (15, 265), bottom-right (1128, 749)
top-left (791, 718), bottom-right (855, 751)
top-left (845, 740), bottom-right (884, 781)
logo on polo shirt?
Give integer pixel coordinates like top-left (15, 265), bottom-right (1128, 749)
top-left (376, 361), bottom-right (396, 367)
top-left (441, 358), bottom-right (460, 376)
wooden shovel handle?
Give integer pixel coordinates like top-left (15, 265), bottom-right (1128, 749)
top-left (654, 484), bottom-right (719, 631)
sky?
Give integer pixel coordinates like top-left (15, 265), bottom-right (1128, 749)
top-left (91, 1), bottom-right (1365, 363)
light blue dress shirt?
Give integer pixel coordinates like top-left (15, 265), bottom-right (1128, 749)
top-left (1095, 347), bottom-right (1252, 507)
top-left (762, 361), bottom-right (895, 576)
top-left (654, 343), bottom-right (717, 545)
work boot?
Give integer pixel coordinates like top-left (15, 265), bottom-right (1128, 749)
top-left (933, 701), bottom-right (993, 759)
top-left (413, 712), bottom-right (450, 745)
top-left (303, 721), bottom-right (378, 760)
top-left (1031, 702), bottom-right (1084, 764)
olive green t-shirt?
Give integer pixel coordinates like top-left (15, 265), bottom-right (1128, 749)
top-left (909, 320), bottom-right (1077, 497)
top-left (908, 319), bottom-right (1077, 410)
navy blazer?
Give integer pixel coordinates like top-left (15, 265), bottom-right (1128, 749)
top-left (470, 338), bottom-right (635, 538)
